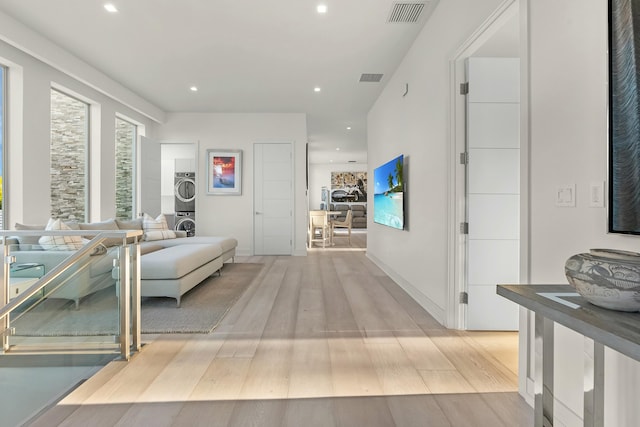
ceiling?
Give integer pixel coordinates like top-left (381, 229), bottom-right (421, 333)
top-left (0, 0), bottom-right (439, 164)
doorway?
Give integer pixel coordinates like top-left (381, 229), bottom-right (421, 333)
top-left (253, 142), bottom-right (293, 255)
top-left (449, 0), bottom-right (523, 330)
top-left (464, 57), bottom-right (520, 330)
top-left (138, 138), bottom-right (197, 229)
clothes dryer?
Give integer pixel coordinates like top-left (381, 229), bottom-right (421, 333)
top-left (174, 172), bottom-right (196, 212)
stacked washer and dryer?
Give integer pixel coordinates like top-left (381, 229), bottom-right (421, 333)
top-left (174, 171), bottom-right (196, 236)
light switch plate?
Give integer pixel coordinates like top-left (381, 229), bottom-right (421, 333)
top-left (589, 182), bottom-right (604, 208)
top-left (556, 184), bottom-right (576, 207)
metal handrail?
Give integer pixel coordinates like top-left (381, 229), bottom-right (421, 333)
top-left (0, 229), bottom-right (142, 360)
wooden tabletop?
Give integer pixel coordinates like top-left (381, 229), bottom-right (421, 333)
top-left (497, 284), bottom-right (640, 362)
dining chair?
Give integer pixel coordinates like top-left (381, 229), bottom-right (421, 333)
top-left (331, 209), bottom-right (352, 245)
top-left (308, 210), bottom-right (331, 248)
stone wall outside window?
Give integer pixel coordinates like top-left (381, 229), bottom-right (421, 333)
top-left (115, 118), bottom-right (135, 220)
top-left (50, 89), bottom-right (87, 222)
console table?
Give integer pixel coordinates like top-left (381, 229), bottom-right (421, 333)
top-left (497, 284), bottom-right (640, 427)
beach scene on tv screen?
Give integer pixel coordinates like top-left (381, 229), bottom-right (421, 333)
top-left (373, 155), bottom-right (404, 230)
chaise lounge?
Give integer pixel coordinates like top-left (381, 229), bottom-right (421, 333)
top-left (11, 215), bottom-right (238, 307)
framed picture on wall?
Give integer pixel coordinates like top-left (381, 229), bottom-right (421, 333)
top-left (609, 0), bottom-right (640, 234)
top-left (206, 149), bottom-right (242, 195)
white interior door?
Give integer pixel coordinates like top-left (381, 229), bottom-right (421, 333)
top-left (465, 57), bottom-right (520, 330)
top-left (254, 142), bottom-right (293, 255)
top-left (139, 136), bottom-right (161, 217)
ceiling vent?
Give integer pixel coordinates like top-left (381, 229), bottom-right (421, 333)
top-left (387, 2), bottom-right (426, 23)
top-left (359, 73), bottom-right (384, 83)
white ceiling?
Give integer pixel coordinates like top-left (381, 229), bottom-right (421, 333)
top-left (0, 0), bottom-right (439, 164)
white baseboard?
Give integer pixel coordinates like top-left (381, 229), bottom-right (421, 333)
top-left (525, 377), bottom-right (535, 407)
top-left (237, 249), bottom-right (307, 256)
top-left (366, 253), bottom-right (446, 325)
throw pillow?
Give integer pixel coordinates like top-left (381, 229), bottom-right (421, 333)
top-left (38, 218), bottom-right (84, 251)
top-left (142, 213), bottom-right (176, 240)
top-left (143, 230), bottom-right (173, 241)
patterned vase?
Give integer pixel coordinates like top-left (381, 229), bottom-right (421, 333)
top-left (564, 249), bottom-right (640, 312)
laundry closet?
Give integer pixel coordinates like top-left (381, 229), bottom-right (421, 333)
top-left (160, 143), bottom-right (197, 236)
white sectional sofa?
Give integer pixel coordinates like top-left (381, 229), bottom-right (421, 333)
top-left (11, 217), bottom-right (238, 307)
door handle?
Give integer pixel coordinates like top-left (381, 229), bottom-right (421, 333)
top-left (255, 212), bottom-right (263, 215)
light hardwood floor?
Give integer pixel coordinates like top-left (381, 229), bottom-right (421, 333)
top-left (29, 249), bottom-right (532, 426)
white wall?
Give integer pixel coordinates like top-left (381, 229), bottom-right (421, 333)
top-left (528, 0), bottom-right (640, 425)
top-left (308, 162), bottom-right (368, 209)
top-left (367, 0), bottom-right (504, 322)
top-left (0, 39), bottom-right (157, 226)
top-left (153, 113), bottom-right (308, 257)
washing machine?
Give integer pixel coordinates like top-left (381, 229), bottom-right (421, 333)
top-left (174, 172), bottom-right (196, 212)
top-left (175, 211), bottom-right (196, 237)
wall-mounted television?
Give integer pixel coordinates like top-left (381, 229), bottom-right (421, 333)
top-left (373, 154), bottom-right (404, 230)
top-left (609, 0), bottom-right (640, 234)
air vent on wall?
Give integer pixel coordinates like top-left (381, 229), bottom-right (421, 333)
top-left (388, 2), bottom-right (426, 23)
top-left (359, 73), bottom-right (384, 83)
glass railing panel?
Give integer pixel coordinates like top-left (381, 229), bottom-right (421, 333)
top-left (1, 230), bottom-right (142, 357)
top-left (0, 230), bottom-right (141, 426)
top-left (6, 240), bottom-right (121, 353)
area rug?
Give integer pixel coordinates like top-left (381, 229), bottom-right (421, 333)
top-left (11, 263), bottom-right (263, 335)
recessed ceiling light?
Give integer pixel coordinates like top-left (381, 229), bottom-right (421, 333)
top-left (346, 126), bottom-right (352, 130)
top-left (336, 147), bottom-right (341, 151)
top-left (190, 86), bottom-right (198, 92)
top-left (314, 87), bottom-right (321, 92)
top-left (317, 4), bottom-right (328, 14)
top-left (104, 3), bottom-right (118, 13)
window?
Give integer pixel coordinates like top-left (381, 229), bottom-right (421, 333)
top-left (50, 89), bottom-right (89, 222)
top-left (115, 117), bottom-right (136, 219)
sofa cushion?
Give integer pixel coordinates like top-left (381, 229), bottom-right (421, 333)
top-left (144, 230), bottom-right (176, 241)
top-left (15, 223), bottom-right (45, 245)
top-left (140, 244), bottom-right (222, 280)
top-left (116, 218), bottom-right (143, 230)
top-left (160, 236), bottom-right (238, 253)
top-left (79, 219), bottom-right (122, 247)
top-left (38, 218), bottom-right (84, 251)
